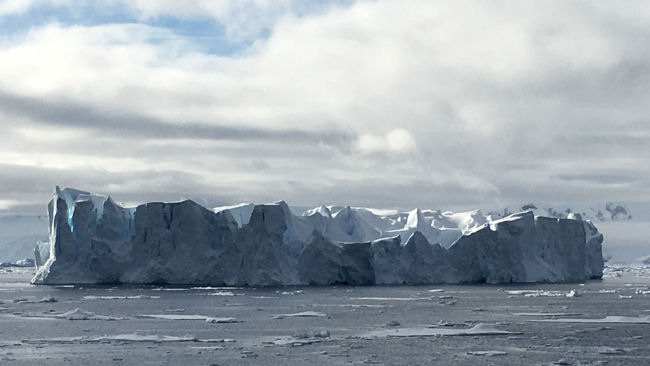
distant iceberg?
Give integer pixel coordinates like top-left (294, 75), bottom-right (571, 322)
top-left (32, 187), bottom-right (603, 286)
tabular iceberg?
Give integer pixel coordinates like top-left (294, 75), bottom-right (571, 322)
top-left (32, 187), bottom-right (603, 286)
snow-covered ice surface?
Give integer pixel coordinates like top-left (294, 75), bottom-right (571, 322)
top-left (2, 265), bottom-right (650, 365)
top-left (32, 187), bottom-right (603, 286)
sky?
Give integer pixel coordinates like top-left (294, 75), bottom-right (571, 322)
top-left (0, 0), bottom-right (649, 214)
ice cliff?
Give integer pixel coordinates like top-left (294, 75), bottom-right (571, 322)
top-left (32, 187), bottom-right (603, 286)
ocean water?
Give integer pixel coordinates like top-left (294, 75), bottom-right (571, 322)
top-left (0, 266), bottom-right (649, 365)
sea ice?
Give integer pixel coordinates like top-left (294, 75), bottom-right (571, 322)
top-left (529, 315), bottom-right (650, 324)
top-left (364, 323), bottom-right (515, 337)
top-left (273, 311), bottom-right (328, 319)
top-left (138, 314), bottom-right (239, 323)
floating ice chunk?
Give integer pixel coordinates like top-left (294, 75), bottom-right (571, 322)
top-left (467, 350), bottom-right (507, 356)
top-left (83, 295), bottom-right (160, 300)
top-left (59, 308), bottom-right (123, 321)
top-left (513, 312), bottom-right (582, 317)
top-left (293, 330), bottom-right (330, 339)
top-left (152, 288), bottom-right (188, 291)
top-left (22, 334), bottom-right (212, 344)
top-left (597, 347), bottom-right (625, 355)
top-left (138, 314), bottom-right (238, 323)
top-left (270, 337), bottom-right (324, 346)
top-left (505, 290), bottom-right (577, 297)
top-left (351, 297), bottom-right (431, 301)
top-left (207, 291), bottom-right (235, 296)
top-left (273, 311), bottom-right (328, 319)
top-left (12, 296), bottom-right (57, 303)
top-left (21, 308), bottom-right (124, 321)
top-left (205, 317), bottom-right (239, 323)
top-left (279, 290), bottom-right (304, 295)
top-left (364, 323), bottom-right (514, 338)
top-left (529, 315), bottom-right (650, 323)
top-left (566, 289), bottom-right (579, 297)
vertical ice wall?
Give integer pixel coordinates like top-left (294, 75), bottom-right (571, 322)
top-left (32, 187), bottom-right (603, 286)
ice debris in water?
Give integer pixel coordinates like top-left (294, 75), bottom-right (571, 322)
top-left (364, 323), bottom-right (514, 338)
top-left (529, 315), bottom-right (650, 324)
top-left (273, 311), bottom-right (328, 319)
top-left (138, 314), bottom-right (239, 323)
top-left (21, 334), bottom-right (232, 344)
top-left (21, 308), bottom-right (124, 321)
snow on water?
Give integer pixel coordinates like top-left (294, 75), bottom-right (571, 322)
top-left (364, 323), bottom-right (515, 338)
top-left (32, 187), bottom-right (604, 286)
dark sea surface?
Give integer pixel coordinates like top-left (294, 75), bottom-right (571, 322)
top-left (0, 266), bottom-right (649, 365)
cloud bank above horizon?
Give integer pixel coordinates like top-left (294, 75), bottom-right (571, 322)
top-left (0, 0), bottom-right (649, 213)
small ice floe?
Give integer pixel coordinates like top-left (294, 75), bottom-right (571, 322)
top-left (528, 315), bottom-right (650, 324)
top-left (427, 320), bottom-right (469, 327)
top-left (191, 286), bottom-right (240, 290)
top-left (337, 304), bottom-right (388, 308)
top-left (83, 295), bottom-right (160, 300)
top-left (293, 330), bottom-right (330, 339)
top-left (205, 317), bottom-right (239, 323)
top-left (21, 308), bottom-right (124, 321)
top-left (151, 288), bottom-right (189, 291)
top-left (138, 314), bottom-right (239, 323)
top-left (38, 296), bottom-right (57, 303)
top-left (269, 337), bottom-right (323, 347)
top-left (22, 333), bottom-right (231, 344)
top-left (278, 290), bottom-right (304, 295)
top-left (207, 291), bottom-right (235, 296)
top-left (513, 312), bottom-right (582, 317)
top-left (505, 290), bottom-right (578, 297)
top-left (597, 346), bottom-right (625, 355)
top-left (364, 323), bottom-right (514, 338)
top-left (467, 350), bottom-right (507, 356)
top-left (12, 296), bottom-right (57, 304)
top-left (268, 330), bottom-right (330, 347)
top-left (618, 295), bottom-right (633, 299)
top-left (273, 311), bottom-right (328, 319)
top-left (350, 297), bottom-right (430, 301)
top-left (566, 289), bottom-right (579, 297)
top-left (428, 289), bottom-right (445, 293)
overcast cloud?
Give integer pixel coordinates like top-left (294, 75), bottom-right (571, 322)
top-left (0, 0), bottom-right (648, 213)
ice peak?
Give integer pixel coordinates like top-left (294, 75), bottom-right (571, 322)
top-left (405, 208), bottom-right (426, 229)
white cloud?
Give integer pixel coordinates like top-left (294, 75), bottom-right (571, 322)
top-left (0, 0), bottom-right (649, 211)
top-left (358, 129), bottom-right (416, 153)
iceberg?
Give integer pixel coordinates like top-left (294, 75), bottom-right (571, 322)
top-left (32, 187), bottom-right (603, 286)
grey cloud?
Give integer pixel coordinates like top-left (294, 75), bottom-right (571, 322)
top-left (555, 173), bottom-right (638, 185)
top-left (0, 89), bottom-right (352, 147)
